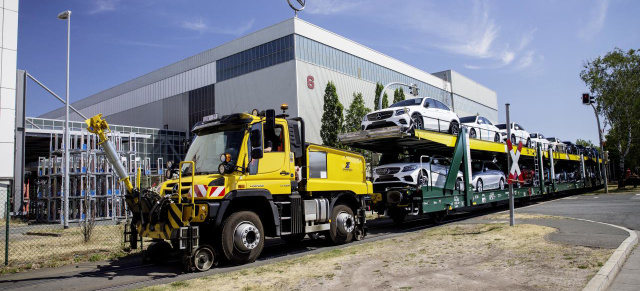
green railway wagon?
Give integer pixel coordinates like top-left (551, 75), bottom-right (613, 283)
top-left (339, 126), bottom-right (605, 222)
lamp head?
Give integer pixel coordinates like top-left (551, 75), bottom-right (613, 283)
top-left (58, 10), bottom-right (71, 20)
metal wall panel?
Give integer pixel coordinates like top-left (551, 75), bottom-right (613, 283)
top-left (215, 60), bottom-right (297, 119)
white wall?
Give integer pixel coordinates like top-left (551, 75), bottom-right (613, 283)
top-left (296, 60), bottom-right (395, 144)
top-left (0, 0), bottom-right (19, 215)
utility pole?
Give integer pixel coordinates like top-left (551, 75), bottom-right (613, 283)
top-left (506, 103), bottom-right (515, 226)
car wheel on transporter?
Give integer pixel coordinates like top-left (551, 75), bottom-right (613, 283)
top-left (455, 177), bottom-right (463, 191)
top-left (511, 135), bottom-right (517, 145)
top-left (469, 128), bottom-right (477, 139)
top-left (449, 121), bottom-right (460, 135)
top-left (494, 133), bottom-right (501, 142)
top-left (417, 170), bottom-right (429, 187)
top-left (411, 114), bottom-right (424, 130)
top-left (476, 179), bottom-right (483, 193)
top-left (329, 204), bottom-right (355, 245)
top-left (499, 178), bottom-right (505, 190)
top-left (221, 211), bottom-right (264, 265)
top-left (526, 138), bottom-right (532, 148)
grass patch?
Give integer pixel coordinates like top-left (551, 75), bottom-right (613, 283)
top-left (140, 223), bottom-right (612, 291)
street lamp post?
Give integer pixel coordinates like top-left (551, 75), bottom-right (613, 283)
top-left (58, 10), bottom-right (71, 228)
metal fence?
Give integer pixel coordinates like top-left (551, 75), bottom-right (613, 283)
top-left (0, 178), bottom-right (160, 273)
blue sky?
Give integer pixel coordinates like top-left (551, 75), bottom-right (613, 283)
top-left (18, 0), bottom-right (640, 143)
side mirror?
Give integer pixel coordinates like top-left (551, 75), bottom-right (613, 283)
top-left (250, 129), bottom-right (262, 148)
top-left (249, 123), bottom-right (264, 160)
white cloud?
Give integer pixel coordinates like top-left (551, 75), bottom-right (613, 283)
top-left (89, 0), bottom-right (120, 14)
top-left (182, 18), bottom-right (255, 36)
top-left (516, 50), bottom-right (535, 69)
top-left (306, 0), bottom-right (362, 15)
top-left (579, 0), bottom-right (609, 40)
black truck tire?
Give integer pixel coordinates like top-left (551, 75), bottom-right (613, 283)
top-left (329, 204), bottom-right (355, 245)
top-left (220, 211), bottom-right (264, 265)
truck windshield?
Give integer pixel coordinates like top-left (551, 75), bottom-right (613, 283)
top-left (182, 124), bottom-right (246, 175)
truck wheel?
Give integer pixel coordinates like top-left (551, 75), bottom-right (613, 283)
top-left (389, 208), bottom-right (407, 225)
top-left (329, 204), bottom-right (355, 245)
top-left (146, 240), bottom-right (172, 264)
top-left (281, 233), bottom-right (306, 244)
top-left (221, 211), bottom-right (264, 265)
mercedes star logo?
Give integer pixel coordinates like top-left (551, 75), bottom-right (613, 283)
top-left (376, 113), bottom-right (382, 120)
top-left (287, 0), bottom-right (305, 16)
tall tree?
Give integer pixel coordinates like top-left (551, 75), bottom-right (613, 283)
top-left (374, 82), bottom-right (389, 110)
top-left (580, 48), bottom-right (640, 186)
top-left (320, 81), bottom-right (344, 148)
top-left (393, 87), bottom-right (405, 104)
top-left (344, 92), bottom-right (372, 133)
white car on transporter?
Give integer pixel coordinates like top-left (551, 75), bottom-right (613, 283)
top-left (529, 132), bottom-right (550, 151)
top-left (372, 155), bottom-right (463, 192)
top-left (496, 123), bottom-right (531, 147)
top-left (361, 97), bottom-right (461, 135)
top-left (459, 115), bottom-right (501, 142)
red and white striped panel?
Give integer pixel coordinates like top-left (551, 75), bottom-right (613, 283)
top-left (187, 185), bottom-right (208, 198)
top-left (208, 186), bottom-right (226, 198)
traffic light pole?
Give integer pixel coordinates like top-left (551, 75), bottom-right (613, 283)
top-left (378, 82), bottom-right (419, 110)
top-left (591, 103), bottom-right (608, 193)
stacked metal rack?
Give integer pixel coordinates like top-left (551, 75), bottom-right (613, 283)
top-left (34, 130), bottom-right (148, 223)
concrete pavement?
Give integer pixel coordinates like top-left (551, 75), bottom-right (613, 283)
top-left (609, 231), bottom-right (640, 291)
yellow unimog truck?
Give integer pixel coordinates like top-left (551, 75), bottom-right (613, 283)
top-left (85, 105), bottom-right (372, 271)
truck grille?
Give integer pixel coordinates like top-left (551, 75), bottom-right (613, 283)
top-left (375, 167), bottom-right (400, 175)
top-left (367, 111), bottom-right (394, 121)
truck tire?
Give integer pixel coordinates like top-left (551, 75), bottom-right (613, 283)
top-left (389, 208), bottom-right (407, 225)
top-left (329, 204), bottom-right (355, 245)
top-left (220, 211), bottom-right (264, 265)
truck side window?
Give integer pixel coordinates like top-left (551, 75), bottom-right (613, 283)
top-left (265, 126), bottom-right (284, 152)
top-left (309, 151), bottom-right (328, 179)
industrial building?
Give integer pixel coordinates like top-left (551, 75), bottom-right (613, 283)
top-left (40, 17), bottom-right (498, 145)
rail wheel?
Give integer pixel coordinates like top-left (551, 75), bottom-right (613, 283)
top-left (191, 245), bottom-right (215, 272)
top-left (431, 210), bottom-right (447, 224)
top-left (145, 240), bottom-right (172, 264)
top-left (281, 233), bottom-right (306, 244)
top-left (221, 211), bottom-right (264, 265)
top-left (329, 204), bottom-right (355, 245)
top-left (389, 208), bottom-right (407, 225)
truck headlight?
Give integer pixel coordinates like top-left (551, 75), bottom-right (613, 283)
top-left (402, 165), bottom-right (418, 172)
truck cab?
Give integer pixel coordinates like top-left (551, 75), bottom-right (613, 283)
top-left (145, 107), bottom-right (371, 269)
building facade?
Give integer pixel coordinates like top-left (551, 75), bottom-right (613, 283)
top-left (1, 0), bottom-right (19, 217)
top-left (41, 17), bottom-right (497, 144)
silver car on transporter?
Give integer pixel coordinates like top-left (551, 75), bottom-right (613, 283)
top-left (471, 161), bottom-right (507, 192)
top-left (372, 154), bottom-right (463, 192)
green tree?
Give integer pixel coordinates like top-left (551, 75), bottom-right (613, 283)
top-left (320, 81), bottom-right (344, 148)
top-left (373, 82), bottom-right (389, 110)
top-left (575, 139), bottom-right (599, 151)
top-left (344, 92), bottom-right (372, 133)
top-left (393, 87), bottom-right (405, 104)
top-left (580, 48), bottom-right (640, 186)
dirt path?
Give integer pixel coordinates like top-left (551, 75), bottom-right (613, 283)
top-left (142, 223), bottom-right (612, 291)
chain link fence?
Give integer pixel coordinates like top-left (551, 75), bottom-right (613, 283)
top-left (0, 180), bottom-right (147, 274)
